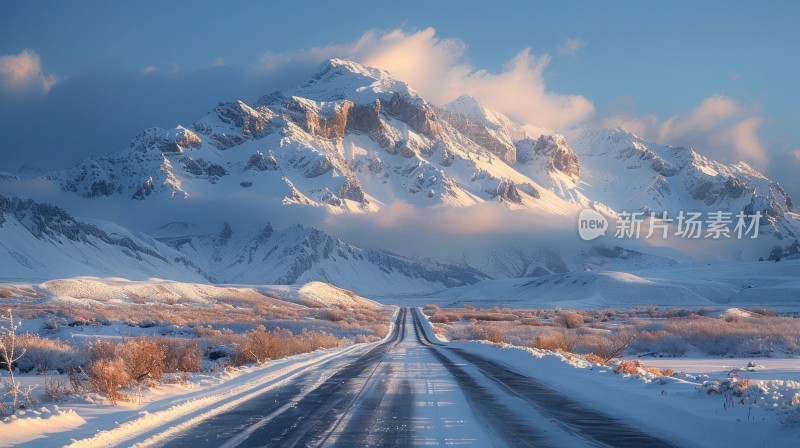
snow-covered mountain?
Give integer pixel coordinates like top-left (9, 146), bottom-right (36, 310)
top-left (0, 194), bottom-right (484, 293)
top-left (45, 58), bottom-right (797, 226)
top-left (455, 243), bottom-right (680, 281)
top-left (0, 195), bottom-right (206, 282)
top-left (21, 57), bottom-right (800, 272)
top-left (559, 128), bottom-right (798, 239)
top-left (153, 221), bottom-right (487, 293)
top-left (43, 59), bottom-right (579, 215)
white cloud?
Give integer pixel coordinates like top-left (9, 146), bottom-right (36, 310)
top-left (557, 38), bottom-right (584, 55)
top-left (212, 57), bottom-right (226, 67)
top-left (601, 95), bottom-right (768, 169)
top-left (0, 49), bottom-right (58, 93)
top-left (253, 28), bottom-right (594, 130)
top-left (141, 65), bottom-right (159, 75)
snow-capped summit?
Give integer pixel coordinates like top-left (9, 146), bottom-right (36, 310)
top-left (443, 94), bottom-right (527, 142)
top-left (44, 58), bottom-right (578, 214)
top-left (277, 58), bottom-right (420, 104)
top-left (36, 58), bottom-right (799, 249)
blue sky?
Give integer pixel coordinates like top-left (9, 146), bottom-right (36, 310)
top-left (1, 0), bottom-right (798, 196)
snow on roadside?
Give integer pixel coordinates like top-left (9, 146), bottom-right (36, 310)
top-left (0, 344), bottom-right (368, 447)
top-left (1, 406), bottom-right (86, 446)
top-left (1, 307), bottom-right (399, 447)
top-left (417, 308), bottom-right (800, 447)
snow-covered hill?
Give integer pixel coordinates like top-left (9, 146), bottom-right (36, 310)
top-left (0, 195), bottom-right (485, 293)
top-left (417, 259), bottom-right (800, 309)
top-left (0, 195), bottom-right (206, 282)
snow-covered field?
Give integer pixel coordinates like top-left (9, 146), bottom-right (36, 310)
top-left (390, 259), bottom-right (800, 310)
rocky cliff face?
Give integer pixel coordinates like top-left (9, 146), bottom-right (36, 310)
top-left (517, 135), bottom-right (580, 180)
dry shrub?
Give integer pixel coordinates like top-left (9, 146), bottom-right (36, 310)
top-left (86, 358), bottom-right (130, 405)
top-left (42, 377), bottom-right (72, 402)
top-left (16, 334), bottom-right (78, 374)
top-left (582, 353), bottom-right (606, 364)
top-left (87, 340), bottom-right (117, 362)
top-left (615, 359), bottom-right (642, 374)
top-left (749, 307), bottom-right (777, 317)
top-left (127, 293), bottom-right (148, 304)
top-left (575, 332), bottom-right (636, 364)
top-left (465, 322), bottom-right (505, 344)
top-left (615, 359), bottom-right (674, 377)
top-left (462, 312), bottom-right (517, 322)
top-left (161, 338), bottom-right (202, 373)
top-left (322, 308), bottom-right (347, 322)
top-left (628, 330), bottom-right (688, 357)
top-left (263, 291), bottom-right (283, 300)
top-left (117, 335), bottom-right (166, 383)
top-left (234, 326), bottom-right (344, 365)
top-left (430, 314), bottom-right (460, 324)
top-left (299, 296), bottom-right (325, 309)
top-left (558, 311), bottom-right (584, 329)
top-left (534, 331), bottom-right (574, 352)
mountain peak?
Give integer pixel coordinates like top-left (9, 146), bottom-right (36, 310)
top-left (286, 58), bottom-right (419, 104)
top-left (443, 94), bottom-right (527, 142)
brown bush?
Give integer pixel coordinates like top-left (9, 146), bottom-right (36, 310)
top-left (87, 339), bottom-right (117, 362)
top-left (298, 296), bottom-right (325, 308)
top-left (263, 291), bottom-right (283, 300)
top-left (558, 311), bottom-right (584, 329)
top-left (615, 359), bottom-right (642, 374)
top-left (422, 304), bottom-right (440, 312)
top-left (615, 359), bottom-right (674, 377)
top-left (16, 334), bottom-right (77, 373)
top-left (234, 326), bottom-right (345, 366)
top-left (86, 358), bottom-right (131, 405)
top-left (161, 338), bottom-right (202, 373)
top-left (582, 353), bottom-right (606, 364)
top-left (117, 335), bottom-right (166, 383)
top-left (322, 308), bottom-right (347, 322)
top-left (430, 313), bottom-right (461, 324)
top-left (534, 331), bottom-right (574, 352)
top-left (577, 332), bottom-right (636, 364)
top-left (748, 307), bottom-right (776, 317)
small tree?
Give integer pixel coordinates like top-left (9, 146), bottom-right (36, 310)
top-left (1, 309), bottom-right (27, 415)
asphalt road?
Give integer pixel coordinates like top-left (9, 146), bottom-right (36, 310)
top-left (164, 308), bottom-right (678, 447)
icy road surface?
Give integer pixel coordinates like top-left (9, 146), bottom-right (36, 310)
top-left (160, 308), bottom-right (675, 447)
